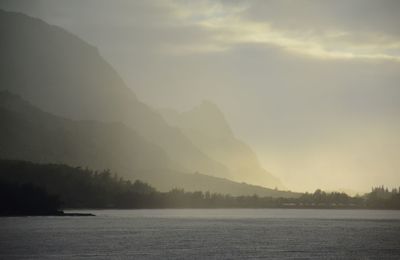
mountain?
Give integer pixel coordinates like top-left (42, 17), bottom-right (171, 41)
top-left (0, 91), bottom-right (297, 197)
top-left (160, 101), bottom-right (283, 189)
top-left (0, 9), bottom-right (285, 190)
top-left (0, 9), bottom-right (232, 180)
top-left (0, 91), bottom-right (177, 176)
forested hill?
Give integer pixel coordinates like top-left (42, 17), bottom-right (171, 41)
top-left (0, 9), bottom-right (232, 182)
top-left (0, 91), bottom-right (297, 198)
top-left (0, 9), bottom-right (283, 188)
top-left (1, 160), bottom-right (399, 210)
top-left (0, 159), bottom-right (296, 209)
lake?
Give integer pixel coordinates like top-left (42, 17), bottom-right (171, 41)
top-left (1, 209), bottom-right (400, 259)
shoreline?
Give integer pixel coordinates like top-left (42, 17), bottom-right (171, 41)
top-left (63, 207), bottom-right (399, 211)
top-left (0, 211), bottom-right (95, 217)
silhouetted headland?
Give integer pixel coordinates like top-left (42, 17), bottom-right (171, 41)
top-left (1, 160), bottom-right (399, 211)
top-left (1, 212), bottom-right (95, 217)
top-left (0, 179), bottom-right (94, 217)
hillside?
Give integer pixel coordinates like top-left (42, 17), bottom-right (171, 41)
top-left (160, 101), bottom-right (283, 189)
top-left (0, 9), bottom-right (232, 180)
top-left (0, 91), bottom-right (178, 176)
top-left (0, 160), bottom-right (301, 203)
top-left (0, 92), bottom-right (295, 197)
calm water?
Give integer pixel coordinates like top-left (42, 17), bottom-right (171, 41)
top-left (1, 209), bottom-right (400, 259)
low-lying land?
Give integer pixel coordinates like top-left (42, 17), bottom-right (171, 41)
top-left (1, 160), bottom-right (399, 216)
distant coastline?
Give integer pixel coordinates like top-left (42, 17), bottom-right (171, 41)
top-left (0, 211), bottom-right (95, 217)
top-left (1, 160), bottom-right (399, 215)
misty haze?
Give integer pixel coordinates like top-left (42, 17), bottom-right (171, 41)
top-left (0, 1), bottom-right (399, 259)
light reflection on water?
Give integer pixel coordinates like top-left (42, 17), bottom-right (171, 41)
top-left (1, 209), bottom-right (400, 259)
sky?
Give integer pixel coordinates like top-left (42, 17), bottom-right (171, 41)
top-left (2, 0), bottom-right (400, 193)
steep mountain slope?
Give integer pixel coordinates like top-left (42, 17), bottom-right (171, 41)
top-left (0, 92), bottom-right (296, 197)
top-left (0, 91), bottom-right (178, 176)
top-left (0, 9), bottom-right (231, 180)
top-left (160, 101), bottom-right (283, 189)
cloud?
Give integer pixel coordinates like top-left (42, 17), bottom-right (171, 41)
top-left (1, 0), bottom-right (399, 191)
top-left (163, 0), bottom-right (400, 62)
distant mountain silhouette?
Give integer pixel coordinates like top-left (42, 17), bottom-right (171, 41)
top-left (0, 9), bottom-right (231, 180)
top-left (0, 9), bottom-right (283, 189)
top-left (160, 101), bottom-right (283, 189)
top-left (0, 91), bottom-right (178, 176)
top-left (0, 91), bottom-right (295, 197)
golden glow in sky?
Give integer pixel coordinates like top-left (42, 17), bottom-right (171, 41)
top-left (3, 0), bottom-right (399, 192)
top-left (165, 0), bottom-right (400, 62)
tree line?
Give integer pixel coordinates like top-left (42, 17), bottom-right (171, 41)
top-left (0, 160), bottom-right (399, 215)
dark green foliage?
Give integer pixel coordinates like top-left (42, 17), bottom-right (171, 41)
top-left (0, 160), bottom-right (158, 208)
top-left (0, 181), bottom-right (61, 215)
top-left (1, 160), bottom-right (399, 210)
top-left (299, 189), bottom-right (358, 207)
top-left (365, 186), bottom-right (400, 209)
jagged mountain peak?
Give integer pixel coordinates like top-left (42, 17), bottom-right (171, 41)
top-left (0, 10), bottom-right (283, 190)
top-left (162, 100), bottom-right (234, 139)
top-left (160, 101), bottom-right (284, 189)
top-left (0, 10), bottom-right (232, 180)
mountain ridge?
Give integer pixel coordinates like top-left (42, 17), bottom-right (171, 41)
top-left (160, 100), bottom-right (283, 189)
top-left (0, 9), bottom-right (233, 180)
top-left (0, 91), bottom-right (295, 197)
top-left (0, 9), bottom-right (283, 189)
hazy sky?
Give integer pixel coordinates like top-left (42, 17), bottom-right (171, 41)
top-left (2, 0), bottom-right (400, 192)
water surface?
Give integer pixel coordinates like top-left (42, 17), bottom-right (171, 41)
top-left (1, 209), bottom-right (399, 259)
